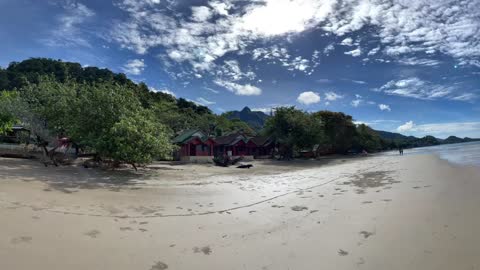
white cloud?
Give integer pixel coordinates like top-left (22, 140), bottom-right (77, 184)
top-left (204, 87), bottom-right (219, 94)
top-left (214, 80), bottom-right (262, 96)
top-left (351, 99), bottom-right (362, 107)
top-left (196, 97), bottom-right (216, 105)
top-left (378, 104), bottom-right (391, 111)
top-left (240, 0), bottom-right (335, 37)
top-left (367, 47), bottom-right (380, 56)
top-left (324, 91), bottom-right (343, 101)
top-left (323, 44), bottom-right (335, 55)
top-left (45, 2), bottom-right (95, 47)
top-left (191, 6), bottom-right (212, 22)
top-left (122, 59), bottom-right (146, 75)
top-left (251, 107), bottom-right (272, 114)
top-left (451, 93), bottom-right (478, 101)
top-left (150, 87), bottom-right (175, 97)
top-left (252, 46), bottom-right (319, 74)
top-left (217, 60), bottom-right (256, 81)
top-left (110, 0), bottom-right (480, 81)
top-left (297, 91), bottom-right (321, 105)
top-left (344, 47), bottom-right (362, 57)
top-left (397, 121), bottom-right (416, 132)
top-left (322, 0), bottom-right (480, 66)
top-left (377, 77), bottom-right (476, 101)
top-left (397, 57), bottom-right (442, 67)
top-left (340, 37), bottom-right (353, 46)
top-left (396, 121), bottom-right (480, 138)
top-left (351, 80), bottom-right (367, 85)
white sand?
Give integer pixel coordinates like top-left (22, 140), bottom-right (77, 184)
top-left (0, 154), bottom-right (479, 270)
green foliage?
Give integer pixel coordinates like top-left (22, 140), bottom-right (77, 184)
top-left (312, 111), bottom-right (357, 153)
top-left (354, 124), bottom-right (384, 152)
top-left (0, 91), bottom-right (19, 134)
top-left (264, 107), bottom-right (324, 159)
top-left (99, 112), bottom-right (175, 165)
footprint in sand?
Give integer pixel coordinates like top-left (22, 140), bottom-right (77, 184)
top-left (150, 261), bottom-right (168, 270)
top-left (291, 206), bottom-right (308, 211)
top-left (84, 230), bottom-right (100, 238)
top-left (11, 236), bottom-right (32, 244)
top-left (193, 246), bottom-right (212, 255)
top-left (359, 231), bottom-right (375, 239)
top-left (338, 249), bottom-right (349, 256)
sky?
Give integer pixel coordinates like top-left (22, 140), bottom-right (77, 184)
top-left (0, 0), bottom-right (479, 138)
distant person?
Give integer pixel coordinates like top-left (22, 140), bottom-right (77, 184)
top-left (399, 147), bottom-right (404, 156)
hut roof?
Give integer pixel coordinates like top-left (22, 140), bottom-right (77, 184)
top-left (172, 129), bottom-right (209, 144)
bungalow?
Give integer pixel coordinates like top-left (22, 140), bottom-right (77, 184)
top-left (214, 132), bottom-right (253, 160)
top-left (172, 129), bottom-right (215, 163)
top-left (248, 136), bottom-right (275, 158)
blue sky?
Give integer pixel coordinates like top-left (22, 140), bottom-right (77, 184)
top-left (1, 0), bottom-right (479, 138)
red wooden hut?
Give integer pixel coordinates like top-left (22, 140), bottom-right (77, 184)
top-left (172, 129), bottom-right (215, 162)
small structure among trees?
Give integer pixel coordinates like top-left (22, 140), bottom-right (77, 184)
top-left (214, 132), bottom-right (252, 160)
top-left (172, 129), bottom-right (215, 162)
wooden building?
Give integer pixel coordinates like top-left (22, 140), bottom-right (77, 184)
top-left (172, 130), bottom-right (215, 162)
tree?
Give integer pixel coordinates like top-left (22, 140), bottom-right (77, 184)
top-left (354, 124), bottom-right (383, 152)
top-left (98, 112), bottom-right (175, 169)
top-left (312, 111), bottom-right (356, 153)
top-left (264, 107), bottom-right (323, 159)
top-left (0, 91), bottom-right (20, 134)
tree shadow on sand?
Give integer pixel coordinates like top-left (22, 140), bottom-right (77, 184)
top-left (0, 158), bottom-right (152, 193)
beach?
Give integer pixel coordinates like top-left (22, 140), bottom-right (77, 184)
top-left (1, 154), bottom-right (479, 270)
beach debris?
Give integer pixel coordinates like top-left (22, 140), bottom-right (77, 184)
top-left (150, 261), bottom-right (168, 270)
top-left (338, 249), bottom-right (349, 256)
top-left (271, 205), bottom-right (284, 208)
top-left (291, 205), bottom-right (308, 211)
top-left (237, 164), bottom-right (253, 169)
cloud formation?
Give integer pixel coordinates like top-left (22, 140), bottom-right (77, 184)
top-left (214, 80), bottom-right (262, 96)
top-left (122, 59), bottom-right (145, 75)
top-left (377, 77), bottom-right (477, 101)
top-left (324, 91), bottom-right (343, 101)
top-left (297, 91), bottom-right (321, 105)
top-left (46, 1), bottom-right (95, 47)
top-left (379, 104), bottom-right (391, 111)
top-left (397, 121), bottom-right (480, 138)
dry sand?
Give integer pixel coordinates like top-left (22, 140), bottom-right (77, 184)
top-left (0, 154), bottom-right (479, 270)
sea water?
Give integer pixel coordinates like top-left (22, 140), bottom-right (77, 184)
top-left (385, 141), bottom-right (480, 167)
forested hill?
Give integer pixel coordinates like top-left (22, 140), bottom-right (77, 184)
top-left (0, 58), bottom-right (212, 117)
top-left (375, 130), bottom-right (480, 148)
top-left (223, 107), bottom-right (270, 130)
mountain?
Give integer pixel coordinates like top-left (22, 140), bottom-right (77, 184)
top-left (223, 107), bottom-right (270, 130)
top-left (375, 130), bottom-right (480, 148)
top-left (374, 130), bottom-right (410, 141)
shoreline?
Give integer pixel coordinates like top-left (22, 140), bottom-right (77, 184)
top-left (1, 154), bottom-right (479, 270)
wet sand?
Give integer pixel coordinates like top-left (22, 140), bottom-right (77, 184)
top-left (1, 154), bottom-right (479, 270)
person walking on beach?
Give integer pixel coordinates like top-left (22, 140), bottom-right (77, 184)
top-left (399, 147), bottom-right (404, 156)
